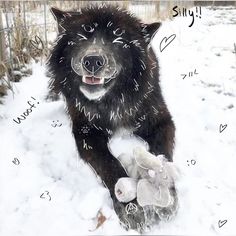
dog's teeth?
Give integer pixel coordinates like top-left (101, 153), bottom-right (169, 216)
top-left (82, 76), bottom-right (86, 83)
top-left (100, 77), bottom-right (104, 84)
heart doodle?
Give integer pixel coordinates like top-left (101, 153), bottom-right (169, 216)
top-left (29, 35), bottom-right (44, 51)
top-left (218, 219), bottom-right (227, 228)
top-left (160, 34), bottom-right (176, 52)
top-left (219, 124), bottom-right (227, 133)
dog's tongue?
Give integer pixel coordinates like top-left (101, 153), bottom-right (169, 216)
top-left (85, 76), bottom-right (101, 85)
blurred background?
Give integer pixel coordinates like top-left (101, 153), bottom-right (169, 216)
top-left (0, 0), bottom-right (236, 101)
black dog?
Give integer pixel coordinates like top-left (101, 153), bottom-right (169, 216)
top-left (48, 5), bottom-right (177, 231)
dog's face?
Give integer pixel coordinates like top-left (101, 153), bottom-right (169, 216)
top-left (51, 6), bottom-right (160, 100)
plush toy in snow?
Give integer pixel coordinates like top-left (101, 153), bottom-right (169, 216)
top-left (115, 147), bottom-right (179, 208)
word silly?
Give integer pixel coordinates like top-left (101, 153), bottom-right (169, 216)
top-left (13, 97), bottom-right (39, 124)
top-left (172, 6), bottom-right (202, 27)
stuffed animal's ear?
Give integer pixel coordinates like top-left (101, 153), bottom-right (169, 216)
top-left (142, 22), bottom-right (161, 44)
top-left (133, 146), bottom-right (162, 170)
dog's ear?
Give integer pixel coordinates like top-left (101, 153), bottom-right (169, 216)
top-left (141, 22), bottom-right (161, 44)
top-left (51, 7), bottom-right (72, 32)
top-left (50, 7), bottom-right (72, 22)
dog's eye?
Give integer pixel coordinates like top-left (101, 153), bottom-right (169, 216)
top-left (113, 28), bottom-right (125, 36)
top-left (82, 24), bottom-right (94, 33)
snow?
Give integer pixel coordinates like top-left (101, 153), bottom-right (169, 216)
top-left (1, 6), bottom-right (236, 235)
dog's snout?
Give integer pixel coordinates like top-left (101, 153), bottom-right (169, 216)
top-left (82, 55), bottom-right (105, 73)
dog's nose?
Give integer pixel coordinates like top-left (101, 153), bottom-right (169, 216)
top-left (82, 55), bottom-right (105, 73)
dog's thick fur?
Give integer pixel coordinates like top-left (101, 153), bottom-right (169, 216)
top-left (48, 5), bottom-right (177, 231)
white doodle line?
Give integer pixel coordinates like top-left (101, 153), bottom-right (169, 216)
top-left (76, 33), bottom-right (88, 41)
top-left (83, 139), bottom-right (93, 150)
top-left (125, 202), bottom-right (138, 215)
top-left (112, 37), bottom-right (124, 44)
top-left (133, 79), bottom-right (139, 91)
top-left (75, 99), bottom-right (100, 122)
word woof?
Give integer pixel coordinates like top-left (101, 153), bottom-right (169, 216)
top-left (172, 6), bottom-right (202, 27)
top-left (13, 97), bottom-right (39, 124)
top-left (181, 69), bottom-right (198, 79)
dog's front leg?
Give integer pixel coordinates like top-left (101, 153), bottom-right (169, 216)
top-left (72, 122), bottom-right (146, 231)
top-left (134, 116), bottom-right (178, 221)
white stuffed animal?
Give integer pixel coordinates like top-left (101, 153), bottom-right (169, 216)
top-left (115, 147), bottom-right (179, 208)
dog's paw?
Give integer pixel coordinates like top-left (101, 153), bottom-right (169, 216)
top-left (154, 186), bottom-right (179, 221)
top-left (114, 199), bottom-right (153, 233)
top-left (115, 177), bottom-right (137, 203)
top-left (137, 179), bottom-right (173, 208)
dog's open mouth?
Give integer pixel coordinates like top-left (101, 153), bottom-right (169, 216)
top-left (82, 70), bottom-right (118, 85)
top-left (82, 76), bottom-right (104, 85)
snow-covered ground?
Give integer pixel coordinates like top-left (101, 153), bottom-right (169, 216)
top-left (0, 6), bottom-right (236, 235)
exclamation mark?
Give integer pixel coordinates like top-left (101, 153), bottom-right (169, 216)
top-left (31, 96), bottom-right (39, 104)
top-left (199, 7), bottom-right (202, 19)
top-left (196, 7), bottom-right (198, 18)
